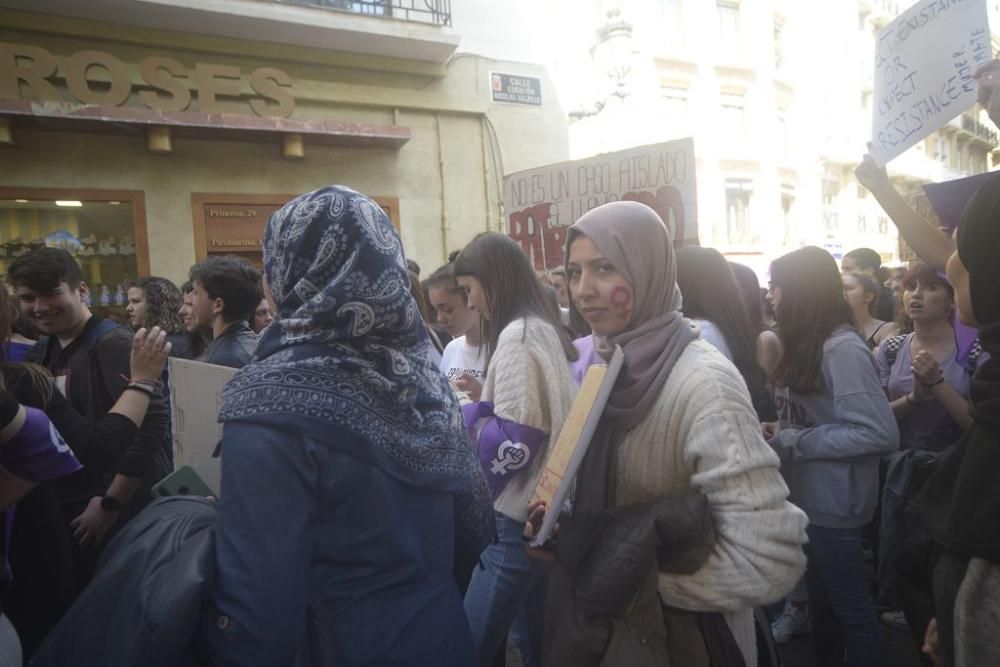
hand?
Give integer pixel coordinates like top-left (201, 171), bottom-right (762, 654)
top-left (130, 327), bottom-right (171, 383)
top-left (761, 421), bottom-right (779, 441)
top-left (911, 350), bottom-right (943, 388)
top-left (922, 618), bottom-right (944, 667)
top-left (455, 374), bottom-right (483, 403)
top-left (975, 59), bottom-right (1000, 129)
top-left (522, 500), bottom-right (556, 562)
top-left (855, 153), bottom-right (891, 195)
top-left (70, 496), bottom-right (120, 547)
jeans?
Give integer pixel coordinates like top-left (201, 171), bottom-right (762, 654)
top-left (804, 524), bottom-right (883, 667)
top-left (464, 512), bottom-right (549, 667)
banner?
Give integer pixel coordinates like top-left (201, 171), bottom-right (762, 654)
top-left (168, 358), bottom-right (236, 494)
top-left (503, 138), bottom-right (697, 270)
top-left (870, 0), bottom-right (990, 164)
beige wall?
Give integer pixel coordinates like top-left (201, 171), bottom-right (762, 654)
top-left (0, 9), bottom-right (569, 279)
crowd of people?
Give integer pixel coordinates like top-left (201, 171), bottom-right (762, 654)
top-left (0, 83), bottom-right (997, 667)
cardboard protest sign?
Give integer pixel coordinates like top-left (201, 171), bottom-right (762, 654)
top-left (870, 0), bottom-right (991, 164)
top-left (529, 347), bottom-right (624, 547)
top-left (168, 358), bottom-right (236, 495)
top-left (504, 139), bottom-right (697, 269)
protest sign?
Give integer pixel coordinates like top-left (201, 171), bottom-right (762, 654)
top-left (168, 358), bottom-right (236, 495)
top-left (504, 139), bottom-right (697, 269)
top-left (870, 0), bottom-right (991, 164)
top-left (529, 347), bottom-right (624, 547)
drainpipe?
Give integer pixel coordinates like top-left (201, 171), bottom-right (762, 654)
top-left (435, 112), bottom-right (449, 259)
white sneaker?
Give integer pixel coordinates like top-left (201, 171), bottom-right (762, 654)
top-left (771, 601), bottom-right (811, 645)
top-left (880, 609), bottom-right (909, 631)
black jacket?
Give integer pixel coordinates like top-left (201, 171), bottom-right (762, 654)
top-left (196, 322), bottom-right (257, 369)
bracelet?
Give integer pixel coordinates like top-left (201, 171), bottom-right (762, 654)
top-left (924, 377), bottom-right (945, 388)
top-left (124, 382), bottom-right (158, 399)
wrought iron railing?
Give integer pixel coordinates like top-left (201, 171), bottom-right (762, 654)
top-left (274, 0), bottom-right (451, 26)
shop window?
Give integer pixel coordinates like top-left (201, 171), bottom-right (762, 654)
top-left (0, 190), bottom-right (148, 324)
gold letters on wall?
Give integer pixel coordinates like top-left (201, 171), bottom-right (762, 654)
top-left (0, 42), bottom-right (295, 118)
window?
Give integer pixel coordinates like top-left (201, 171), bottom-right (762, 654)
top-left (717, 1), bottom-right (742, 61)
top-left (773, 20), bottom-right (784, 70)
top-left (721, 92), bottom-right (747, 142)
top-left (781, 188), bottom-right (795, 245)
top-left (0, 189), bottom-right (149, 320)
top-left (822, 176), bottom-right (840, 236)
top-left (725, 179), bottom-right (753, 244)
top-left (939, 135), bottom-right (952, 166)
top-left (661, 85), bottom-right (689, 125)
top-left (658, 0), bottom-right (683, 45)
top-left (777, 111), bottom-right (789, 159)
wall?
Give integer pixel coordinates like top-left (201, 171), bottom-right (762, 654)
top-left (0, 8), bottom-right (569, 278)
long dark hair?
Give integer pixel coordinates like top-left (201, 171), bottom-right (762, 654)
top-left (129, 277), bottom-right (185, 334)
top-left (453, 232), bottom-right (577, 365)
top-left (729, 262), bottom-right (767, 336)
top-left (770, 246), bottom-right (854, 393)
top-left (676, 248), bottom-right (772, 419)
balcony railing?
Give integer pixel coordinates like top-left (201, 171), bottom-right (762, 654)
top-left (273, 0), bottom-right (451, 25)
top-left (961, 113), bottom-right (998, 145)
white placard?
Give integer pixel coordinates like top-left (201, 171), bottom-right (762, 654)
top-left (870, 0), bottom-right (991, 164)
top-left (503, 139), bottom-right (697, 270)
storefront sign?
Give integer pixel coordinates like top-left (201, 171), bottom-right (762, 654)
top-left (503, 138), bottom-right (698, 270)
top-left (491, 72), bottom-right (542, 106)
top-left (0, 42), bottom-right (294, 117)
top-left (869, 0), bottom-right (990, 164)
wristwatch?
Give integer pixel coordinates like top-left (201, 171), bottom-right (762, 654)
top-left (100, 496), bottom-right (126, 512)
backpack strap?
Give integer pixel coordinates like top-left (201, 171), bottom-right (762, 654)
top-left (85, 318), bottom-right (123, 348)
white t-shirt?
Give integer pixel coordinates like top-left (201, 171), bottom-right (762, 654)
top-left (692, 319), bottom-right (733, 361)
top-left (439, 336), bottom-right (487, 382)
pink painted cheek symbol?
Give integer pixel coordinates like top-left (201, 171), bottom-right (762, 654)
top-left (609, 286), bottom-right (633, 317)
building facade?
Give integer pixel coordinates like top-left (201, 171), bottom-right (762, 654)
top-left (549, 0), bottom-right (999, 271)
top-left (0, 0), bottom-right (569, 319)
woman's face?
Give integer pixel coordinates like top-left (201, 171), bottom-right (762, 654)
top-left (767, 282), bottom-right (783, 313)
top-left (456, 276), bottom-right (489, 321)
top-left (946, 250), bottom-right (979, 327)
top-left (903, 279), bottom-right (953, 322)
top-left (842, 274), bottom-right (872, 315)
top-left (125, 287), bottom-right (147, 329)
top-left (429, 287), bottom-right (478, 338)
top-left (566, 235), bottom-right (634, 337)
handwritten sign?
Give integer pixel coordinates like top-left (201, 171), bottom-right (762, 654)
top-left (870, 0), bottom-right (991, 164)
top-left (503, 138), bottom-right (697, 269)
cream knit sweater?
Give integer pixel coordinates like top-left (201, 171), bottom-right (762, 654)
top-left (483, 316), bottom-right (576, 523)
top-left (615, 339), bottom-right (808, 667)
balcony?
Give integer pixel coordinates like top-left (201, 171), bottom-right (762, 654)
top-left (0, 0), bottom-right (460, 64)
top-left (274, 0), bottom-right (451, 26)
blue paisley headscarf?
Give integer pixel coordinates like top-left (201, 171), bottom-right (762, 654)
top-left (219, 185), bottom-right (492, 551)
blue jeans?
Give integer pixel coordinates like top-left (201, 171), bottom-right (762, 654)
top-left (804, 524), bottom-right (883, 667)
top-left (464, 512), bottom-right (549, 667)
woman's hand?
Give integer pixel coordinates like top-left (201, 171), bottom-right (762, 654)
top-left (130, 327), bottom-right (171, 383)
top-left (855, 153), bottom-right (892, 196)
top-left (522, 500), bottom-right (556, 562)
top-left (70, 496), bottom-right (119, 547)
top-left (762, 421), bottom-right (780, 442)
top-left (911, 350), bottom-right (943, 389)
top-left (455, 374), bottom-right (483, 403)
top-left (922, 618), bottom-right (944, 667)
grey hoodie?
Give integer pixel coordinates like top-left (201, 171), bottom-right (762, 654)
top-left (773, 326), bottom-right (899, 529)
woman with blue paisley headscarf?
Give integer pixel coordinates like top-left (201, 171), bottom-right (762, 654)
top-left (202, 186), bottom-right (493, 666)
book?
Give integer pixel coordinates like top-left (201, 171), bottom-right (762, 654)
top-left (529, 346), bottom-right (624, 547)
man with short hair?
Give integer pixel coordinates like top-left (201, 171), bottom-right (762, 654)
top-left (8, 248), bottom-right (171, 577)
top-left (188, 256), bottom-right (261, 368)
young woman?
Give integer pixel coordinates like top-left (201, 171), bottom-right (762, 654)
top-left (427, 262), bottom-right (486, 401)
top-left (876, 263), bottom-right (977, 452)
top-left (205, 186), bottom-right (492, 666)
top-left (126, 277), bottom-right (193, 359)
top-left (453, 232), bottom-right (577, 667)
top-left (675, 247), bottom-right (775, 421)
top-left (843, 271), bottom-right (897, 350)
top-left (535, 201), bottom-right (807, 667)
top-left (730, 262), bottom-right (784, 380)
top-left (768, 246), bottom-right (899, 667)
